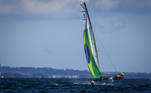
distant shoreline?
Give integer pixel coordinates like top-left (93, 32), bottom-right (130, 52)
top-left (0, 66), bottom-right (151, 79)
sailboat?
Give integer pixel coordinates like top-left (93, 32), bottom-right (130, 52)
top-left (81, 2), bottom-right (124, 84)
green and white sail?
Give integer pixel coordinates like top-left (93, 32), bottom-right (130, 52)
top-left (81, 2), bottom-right (101, 78)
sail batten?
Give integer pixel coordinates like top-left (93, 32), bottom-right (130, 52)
top-left (82, 2), bottom-right (101, 78)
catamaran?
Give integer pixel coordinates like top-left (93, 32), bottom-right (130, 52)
top-left (81, 2), bottom-right (124, 84)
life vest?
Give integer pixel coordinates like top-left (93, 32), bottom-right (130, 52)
top-left (120, 75), bottom-right (124, 79)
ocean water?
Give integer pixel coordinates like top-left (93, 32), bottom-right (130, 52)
top-left (0, 78), bottom-right (151, 93)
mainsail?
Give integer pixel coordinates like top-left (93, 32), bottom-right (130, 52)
top-left (81, 2), bottom-right (101, 78)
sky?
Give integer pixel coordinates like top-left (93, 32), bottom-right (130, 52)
top-left (0, 0), bottom-right (151, 72)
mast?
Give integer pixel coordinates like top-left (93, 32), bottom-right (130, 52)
top-left (81, 2), bottom-right (93, 30)
top-left (81, 2), bottom-right (101, 78)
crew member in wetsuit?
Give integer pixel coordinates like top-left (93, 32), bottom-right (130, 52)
top-left (113, 72), bottom-right (124, 80)
top-left (92, 72), bottom-right (124, 81)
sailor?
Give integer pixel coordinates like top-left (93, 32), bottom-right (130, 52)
top-left (90, 80), bottom-right (95, 85)
top-left (113, 72), bottom-right (124, 80)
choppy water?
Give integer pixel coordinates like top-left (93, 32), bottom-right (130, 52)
top-left (0, 78), bottom-right (151, 93)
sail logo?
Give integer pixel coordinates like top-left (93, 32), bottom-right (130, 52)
top-left (84, 44), bottom-right (91, 63)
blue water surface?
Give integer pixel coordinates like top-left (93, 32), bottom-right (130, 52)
top-left (0, 78), bottom-right (151, 93)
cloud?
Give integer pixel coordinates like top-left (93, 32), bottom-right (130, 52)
top-left (21, 0), bottom-right (75, 14)
top-left (95, 0), bottom-right (120, 10)
top-left (112, 21), bottom-right (125, 29)
top-left (92, 0), bottom-right (151, 13)
top-left (0, 0), bottom-right (81, 16)
top-left (0, 0), bottom-right (151, 17)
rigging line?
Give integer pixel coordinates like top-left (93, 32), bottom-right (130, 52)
top-left (97, 37), bottom-right (118, 73)
top-left (90, 10), bottom-right (118, 74)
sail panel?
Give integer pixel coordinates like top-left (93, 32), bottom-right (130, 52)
top-left (81, 1), bottom-right (101, 78)
top-left (84, 28), bottom-right (101, 78)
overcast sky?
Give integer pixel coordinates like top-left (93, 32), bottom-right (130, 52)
top-left (0, 0), bottom-right (151, 72)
